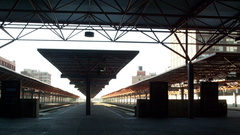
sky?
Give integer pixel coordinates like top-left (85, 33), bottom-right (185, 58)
top-left (0, 30), bottom-right (171, 99)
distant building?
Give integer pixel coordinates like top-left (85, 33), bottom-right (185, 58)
top-left (21, 69), bottom-right (51, 85)
top-left (0, 56), bottom-right (16, 71)
top-left (169, 31), bottom-right (240, 69)
top-left (169, 31), bottom-right (196, 69)
top-left (132, 66), bottom-right (156, 84)
top-left (196, 32), bottom-right (240, 59)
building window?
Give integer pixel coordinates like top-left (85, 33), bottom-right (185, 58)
top-left (226, 38), bottom-right (235, 44)
top-left (226, 46), bottom-right (237, 52)
top-left (212, 46), bottom-right (223, 52)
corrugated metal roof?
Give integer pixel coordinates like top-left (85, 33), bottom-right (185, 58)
top-left (0, 66), bottom-right (79, 98)
top-left (0, 0), bottom-right (239, 30)
top-left (38, 49), bottom-right (139, 98)
top-left (102, 52), bottom-right (240, 98)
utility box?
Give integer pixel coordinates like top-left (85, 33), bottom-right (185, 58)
top-left (21, 99), bottom-right (39, 117)
top-left (0, 81), bottom-right (39, 117)
top-left (1, 80), bottom-right (21, 117)
top-left (135, 99), bottom-right (150, 118)
top-left (150, 82), bottom-right (168, 118)
top-left (200, 82), bottom-right (219, 117)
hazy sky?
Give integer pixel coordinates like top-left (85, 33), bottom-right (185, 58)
top-left (0, 30), bottom-right (171, 98)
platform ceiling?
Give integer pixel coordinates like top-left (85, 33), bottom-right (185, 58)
top-left (0, 66), bottom-right (79, 98)
top-left (0, 0), bottom-right (239, 47)
top-left (38, 49), bottom-right (139, 98)
top-left (102, 52), bottom-right (240, 98)
top-left (0, 0), bottom-right (239, 29)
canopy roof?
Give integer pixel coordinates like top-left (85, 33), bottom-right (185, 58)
top-left (38, 49), bottom-right (139, 98)
top-left (102, 52), bottom-right (240, 98)
top-left (0, 66), bottom-right (79, 98)
top-left (1, 0), bottom-right (239, 30)
top-left (0, 0), bottom-right (239, 47)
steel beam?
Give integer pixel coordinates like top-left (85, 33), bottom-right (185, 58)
top-left (61, 74), bottom-right (116, 79)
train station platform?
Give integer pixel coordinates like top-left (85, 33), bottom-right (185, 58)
top-left (1, 103), bottom-right (240, 135)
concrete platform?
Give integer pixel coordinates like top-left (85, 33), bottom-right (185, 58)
top-left (1, 102), bottom-right (240, 135)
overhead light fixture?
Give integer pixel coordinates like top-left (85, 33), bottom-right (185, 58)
top-left (99, 67), bottom-right (106, 72)
top-left (85, 31), bottom-right (94, 37)
top-left (235, 37), bottom-right (240, 43)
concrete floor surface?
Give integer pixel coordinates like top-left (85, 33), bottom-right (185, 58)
top-left (0, 102), bottom-right (240, 135)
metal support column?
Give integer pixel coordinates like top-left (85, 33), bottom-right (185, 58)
top-left (120, 95), bottom-right (122, 104)
top-left (31, 90), bottom-right (34, 99)
top-left (130, 94), bottom-right (132, 104)
top-left (134, 94), bottom-right (137, 105)
top-left (38, 92), bottom-right (41, 101)
top-left (119, 95), bottom-right (121, 103)
top-left (122, 95), bottom-right (123, 104)
top-left (58, 95), bottom-right (60, 103)
top-left (188, 62), bottom-right (194, 119)
top-left (86, 76), bottom-right (91, 115)
top-left (43, 92), bottom-right (45, 103)
top-left (181, 87), bottom-right (184, 100)
top-left (55, 94), bottom-right (57, 103)
top-left (233, 90), bottom-right (237, 107)
top-left (125, 95), bottom-right (127, 104)
top-left (21, 88), bottom-right (25, 99)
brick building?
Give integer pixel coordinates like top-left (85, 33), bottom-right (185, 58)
top-left (132, 66), bottom-right (156, 84)
top-left (0, 56), bottom-right (16, 71)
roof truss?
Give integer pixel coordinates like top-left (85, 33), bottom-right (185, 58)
top-left (0, 0), bottom-right (239, 61)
